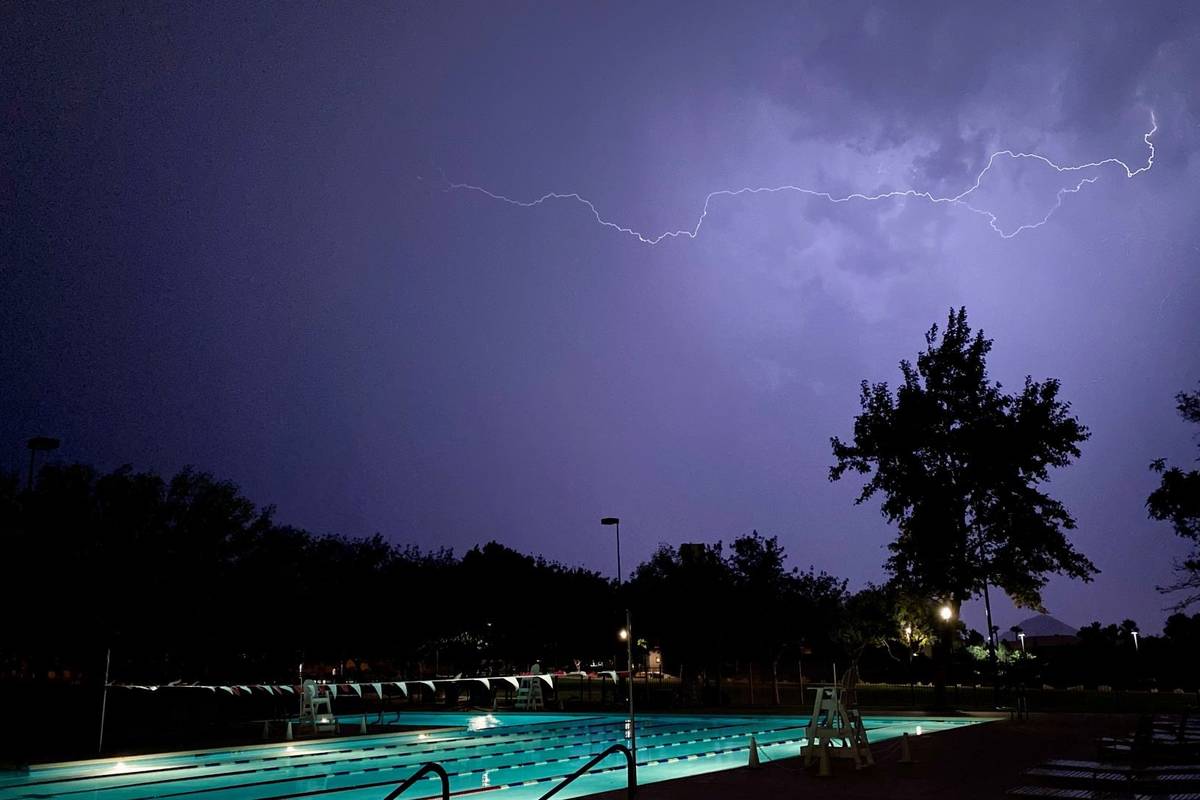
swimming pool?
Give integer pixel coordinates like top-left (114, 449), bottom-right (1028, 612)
top-left (0, 712), bottom-right (987, 800)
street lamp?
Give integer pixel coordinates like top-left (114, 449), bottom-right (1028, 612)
top-left (939, 604), bottom-right (953, 622)
top-left (602, 516), bottom-right (636, 793)
top-left (26, 436), bottom-right (60, 491)
top-left (602, 517), bottom-right (622, 582)
top-left (1018, 632), bottom-right (1026, 653)
top-left (904, 624), bottom-right (915, 706)
top-left (1131, 630), bottom-right (1139, 652)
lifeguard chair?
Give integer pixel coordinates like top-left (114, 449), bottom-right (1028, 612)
top-left (801, 665), bottom-right (873, 770)
top-left (514, 664), bottom-right (545, 710)
top-left (299, 680), bottom-right (337, 733)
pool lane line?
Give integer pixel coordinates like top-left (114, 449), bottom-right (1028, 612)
top-left (30, 719), bottom-right (806, 800)
top-left (5, 714), bottom-right (859, 800)
top-left (11, 716), bottom-right (617, 784)
top-left (0, 719), bottom-right (624, 793)
top-left (0, 718), bottom-right (724, 799)
top-left (61, 722), bottom-right (816, 800)
top-left (8, 712), bottom-right (786, 788)
top-left (8, 720), bottom-right (815, 800)
top-left (5, 717), bottom-right (963, 800)
top-left (3, 715), bottom-right (838, 800)
top-left (0, 716), bottom-right (767, 796)
top-left (251, 730), bottom-right (819, 800)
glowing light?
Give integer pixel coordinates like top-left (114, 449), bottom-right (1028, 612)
top-left (111, 762), bottom-right (128, 773)
top-left (445, 112), bottom-right (1156, 242)
top-left (915, 725), bottom-right (924, 736)
top-left (939, 605), bottom-right (953, 621)
top-left (619, 628), bottom-right (629, 641)
top-left (468, 713), bottom-right (501, 731)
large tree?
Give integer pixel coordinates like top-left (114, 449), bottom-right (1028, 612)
top-left (1147, 383), bottom-right (1200, 608)
top-left (829, 308), bottom-right (1097, 617)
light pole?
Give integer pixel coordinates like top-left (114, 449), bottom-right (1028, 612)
top-left (937, 603), bottom-right (955, 708)
top-left (1018, 632), bottom-right (1026, 653)
top-left (1131, 630), bottom-right (1139, 652)
top-left (601, 517), bottom-right (636, 792)
top-left (904, 624), bottom-right (915, 707)
top-left (26, 436), bottom-right (60, 491)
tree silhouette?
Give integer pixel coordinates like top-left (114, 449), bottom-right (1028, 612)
top-left (829, 307), bottom-right (1097, 611)
top-left (1148, 382), bottom-right (1200, 608)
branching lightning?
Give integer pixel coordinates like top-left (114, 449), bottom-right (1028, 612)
top-left (444, 113), bottom-right (1156, 243)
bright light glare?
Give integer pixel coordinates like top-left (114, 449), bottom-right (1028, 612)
top-left (468, 714), bottom-right (501, 731)
top-left (939, 605), bottom-right (953, 621)
top-left (618, 628), bottom-right (629, 641)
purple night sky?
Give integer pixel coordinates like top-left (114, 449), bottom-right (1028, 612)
top-left (4, 2), bottom-right (1198, 633)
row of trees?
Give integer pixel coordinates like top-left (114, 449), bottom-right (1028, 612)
top-left (0, 464), bottom-right (619, 683)
top-left (0, 460), bottom-right (897, 690)
top-left (3, 308), bottom-right (1193, 696)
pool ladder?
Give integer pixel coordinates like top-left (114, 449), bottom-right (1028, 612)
top-left (383, 743), bottom-right (636, 800)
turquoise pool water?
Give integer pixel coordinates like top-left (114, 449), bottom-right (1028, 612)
top-left (0, 712), bottom-right (987, 800)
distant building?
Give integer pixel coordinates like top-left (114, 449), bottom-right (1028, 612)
top-left (1002, 614), bottom-right (1079, 649)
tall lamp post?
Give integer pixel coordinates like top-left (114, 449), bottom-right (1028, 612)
top-left (26, 436), bottom-right (60, 491)
top-left (938, 603), bottom-right (955, 708)
top-left (904, 625), bottom-right (915, 707)
top-left (601, 516), bottom-right (636, 792)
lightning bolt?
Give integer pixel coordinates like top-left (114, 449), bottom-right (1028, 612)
top-left (444, 112), bottom-right (1156, 243)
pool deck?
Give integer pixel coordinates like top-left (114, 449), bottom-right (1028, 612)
top-left (591, 712), bottom-right (1134, 800)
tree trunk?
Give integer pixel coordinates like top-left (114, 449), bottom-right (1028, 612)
top-left (772, 659), bottom-right (781, 706)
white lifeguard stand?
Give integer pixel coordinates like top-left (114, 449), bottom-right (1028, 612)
top-left (299, 680), bottom-right (338, 733)
top-left (801, 666), bottom-right (873, 771)
top-left (514, 663), bottom-right (545, 710)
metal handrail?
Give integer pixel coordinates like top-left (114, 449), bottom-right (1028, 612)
top-left (383, 762), bottom-right (450, 800)
top-left (537, 743), bottom-right (635, 800)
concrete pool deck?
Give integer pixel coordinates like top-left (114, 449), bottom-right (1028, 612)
top-left (591, 712), bottom-right (1136, 800)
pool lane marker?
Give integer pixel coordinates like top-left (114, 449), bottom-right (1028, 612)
top-left (10, 717), bottom-right (954, 800)
top-left (10, 721), bottom-right (813, 800)
top-left (6, 716), bottom-right (785, 798)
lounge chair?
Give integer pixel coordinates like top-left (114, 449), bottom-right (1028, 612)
top-left (1007, 787), bottom-right (1200, 799)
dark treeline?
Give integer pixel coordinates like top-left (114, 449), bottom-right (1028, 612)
top-left (1, 463), bottom-right (620, 684)
top-left (1, 462), bottom-right (857, 688)
top-left (4, 462), bottom-right (1198, 697)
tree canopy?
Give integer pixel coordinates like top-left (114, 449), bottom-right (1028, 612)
top-left (829, 307), bottom-right (1097, 609)
top-left (1148, 382), bottom-right (1200, 608)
